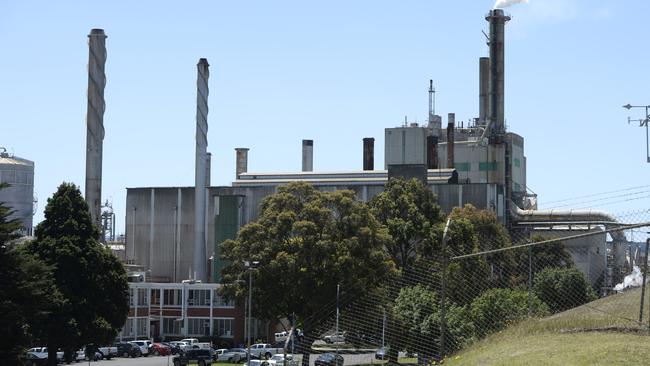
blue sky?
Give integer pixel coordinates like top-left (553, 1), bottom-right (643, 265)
top-left (2, 0), bottom-right (649, 234)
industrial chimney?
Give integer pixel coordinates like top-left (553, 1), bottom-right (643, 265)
top-left (486, 9), bottom-right (510, 138)
top-left (447, 113), bottom-right (455, 169)
top-left (302, 139), bottom-right (313, 172)
top-left (193, 58), bottom-right (210, 282)
top-left (84, 29), bottom-right (107, 232)
top-left (427, 135), bottom-right (438, 169)
top-left (363, 138), bottom-right (374, 171)
top-left (235, 148), bottom-right (249, 177)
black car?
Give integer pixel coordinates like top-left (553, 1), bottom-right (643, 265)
top-left (173, 349), bottom-right (213, 366)
top-left (114, 342), bottom-right (142, 358)
top-left (315, 353), bottom-right (344, 366)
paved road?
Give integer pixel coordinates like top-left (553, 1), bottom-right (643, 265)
top-left (78, 352), bottom-right (379, 366)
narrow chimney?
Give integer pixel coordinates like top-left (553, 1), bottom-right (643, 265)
top-left (363, 137), bottom-right (374, 171)
top-left (447, 113), bottom-right (455, 169)
top-left (302, 139), bottom-right (313, 172)
top-left (486, 9), bottom-right (510, 137)
top-left (427, 135), bottom-right (438, 169)
top-left (235, 148), bottom-right (249, 177)
top-left (194, 58), bottom-right (209, 282)
top-left (84, 28), bottom-right (107, 232)
top-left (479, 57), bottom-right (489, 123)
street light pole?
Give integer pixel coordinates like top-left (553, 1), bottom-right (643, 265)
top-left (244, 260), bottom-right (259, 366)
top-left (622, 104), bottom-right (650, 163)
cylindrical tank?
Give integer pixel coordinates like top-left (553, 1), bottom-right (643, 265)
top-left (0, 149), bottom-right (34, 236)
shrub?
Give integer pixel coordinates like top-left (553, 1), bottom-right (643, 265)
top-left (533, 267), bottom-right (597, 313)
top-left (470, 288), bottom-right (548, 338)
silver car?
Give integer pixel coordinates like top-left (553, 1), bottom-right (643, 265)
top-left (217, 348), bottom-right (248, 363)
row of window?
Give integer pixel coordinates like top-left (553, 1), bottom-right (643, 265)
top-left (129, 288), bottom-right (235, 308)
top-left (454, 159), bottom-right (522, 172)
top-left (161, 317), bottom-right (234, 337)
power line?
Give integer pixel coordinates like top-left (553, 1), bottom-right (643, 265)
top-left (539, 184), bottom-right (650, 206)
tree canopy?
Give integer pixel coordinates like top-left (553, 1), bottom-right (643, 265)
top-left (24, 182), bottom-right (129, 365)
top-left (220, 182), bottom-right (395, 354)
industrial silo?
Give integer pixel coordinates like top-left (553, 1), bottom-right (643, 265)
top-left (0, 148), bottom-right (35, 236)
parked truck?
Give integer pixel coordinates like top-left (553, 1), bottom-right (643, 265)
top-left (249, 343), bottom-right (284, 359)
top-left (180, 338), bottom-right (213, 351)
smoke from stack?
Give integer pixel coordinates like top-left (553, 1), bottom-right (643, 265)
top-left (193, 58), bottom-right (209, 282)
top-left (493, 0), bottom-right (528, 9)
top-left (85, 28), bottom-right (107, 232)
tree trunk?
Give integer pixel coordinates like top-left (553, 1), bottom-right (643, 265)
top-left (47, 340), bottom-right (58, 366)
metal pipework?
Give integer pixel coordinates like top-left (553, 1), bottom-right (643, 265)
top-left (427, 135), bottom-right (439, 169)
top-left (193, 58), bottom-right (210, 282)
top-left (486, 9), bottom-right (510, 137)
top-left (447, 113), bottom-right (455, 169)
top-left (85, 28), bottom-right (107, 231)
top-left (363, 138), bottom-right (374, 171)
top-left (302, 139), bottom-right (313, 172)
top-left (235, 148), bottom-right (249, 177)
top-left (479, 57), bottom-right (489, 123)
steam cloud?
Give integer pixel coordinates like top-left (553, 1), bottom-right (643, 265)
top-left (494, 0), bottom-right (529, 9)
top-left (614, 266), bottom-right (645, 292)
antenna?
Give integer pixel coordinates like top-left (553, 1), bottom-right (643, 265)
top-left (428, 80), bottom-right (436, 119)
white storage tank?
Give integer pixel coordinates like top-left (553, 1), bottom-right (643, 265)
top-left (0, 148), bottom-right (34, 236)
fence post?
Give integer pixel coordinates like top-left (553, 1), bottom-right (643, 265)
top-left (642, 238), bottom-right (650, 326)
top-left (528, 243), bottom-right (533, 316)
top-left (439, 219), bottom-right (451, 360)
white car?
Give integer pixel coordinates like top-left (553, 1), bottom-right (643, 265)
top-left (217, 348), bottom-right (248, 363)
top-left (128, 340), bottom-right (150, 356)
top-left (268, 354), bottom-right (298, 366)
top-left (26, 347), bottom-right (63, 362)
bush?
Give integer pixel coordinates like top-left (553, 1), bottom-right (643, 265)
top-left (470, 288), bottom-right (548, 338)
top-left (533, 267), bottom-right (597, 313)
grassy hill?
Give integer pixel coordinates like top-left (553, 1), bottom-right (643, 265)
top-left (445, 287), bottom-right (650, 366)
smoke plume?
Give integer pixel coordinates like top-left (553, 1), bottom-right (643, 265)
top-left (494, 0), bottom-right (529, 9)
top-left (613, 266), bottom-right (645, 292)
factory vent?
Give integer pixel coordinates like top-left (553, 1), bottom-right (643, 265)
top-left (235, 148), bottom-right (249, 177)
top-left (302, 139), bottom-right (313, 172)
top-left (486, 8), bottom-right (510, 139)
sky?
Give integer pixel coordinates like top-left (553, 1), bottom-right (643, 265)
top-left (2, 0), bottom-right (650, 236)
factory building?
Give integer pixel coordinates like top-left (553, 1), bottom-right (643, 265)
top-left (0, 148), bottom-right (35, 236)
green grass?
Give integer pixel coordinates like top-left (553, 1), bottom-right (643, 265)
top-left (444, 286), bottom-right (650, 366)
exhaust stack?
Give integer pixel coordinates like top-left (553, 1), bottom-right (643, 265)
top-left (479, 57), bottom-right (489, 123)
top-left (84, 29), bottom-right (107, 231)
top-left (235, 148), bottom-right (249, 177)
top-left (302, 139), bottom-right (313, 172)
top-left (486, 9), bottom-right (510, 138)
top-left (363, 138), bottom-right (374, 171)
top-left (193, 58), bottom-right (210, 282)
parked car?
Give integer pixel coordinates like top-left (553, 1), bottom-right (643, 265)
top-left (151, 342), bottom-right (172, 356)
top-left (171, 341), bottom-right (190, 352)
top-left (128, 340), bottom-right (151, 357)
top-left (26, 347), bottom-right (64, 362)
top-left (267, 354), bottom-right (298, 366)
top-left (180, 338), bottom-right (213, 350)
top-left (173, 349), bottom-right (213, 366)
top-left (375, 347), bottom-right (388, 360)
top-left (249, 343), bottom-right (284, 359)
top-left (217, 348), bottom-right (248, 363)
top-left (25, 352), bottom-right (47, 366)
top-left (213, 348), bottom-right (228, 361)
top-left (315, 353), bottom-right (344, 366)
top-left (322, 332), bottom-right (346, 344)
top-left (161, 342), bottom-right (182, 355)
top-left (114, 342), bottom-right (142, 358)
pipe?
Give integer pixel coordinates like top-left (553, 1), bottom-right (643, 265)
top-left (85, 28), bottom-right (107, 230)
top-left (486, 9), bottom-right (510, 137)
top-left (479, 57), bottom-right (489, 123)
top-left (194, 58), bottom-right (210, 282)
top-left (446, 113), bottom-right (455, 169)
top-left (235, 148), bottom-right (249, 177)
top-left (510, 204), bottom-right (628, 268)
top-left (363, 138), bottom-right (374, 171)
top-left (302, 139), bottom-right (313, 172)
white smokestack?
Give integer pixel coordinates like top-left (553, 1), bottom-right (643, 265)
top-left (494, 0), bottom-right (528, 9)
top-left (85, 28), bottom-right (107, 232)
top-left (193, 58), bottom-right (209, 282)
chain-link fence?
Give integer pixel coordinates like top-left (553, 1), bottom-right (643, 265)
top-left (287, 209), bottom-right (650, 365)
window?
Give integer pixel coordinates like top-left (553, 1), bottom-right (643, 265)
top-left (129, 288), bottom-right (135, 306)
top-left (121, 318), bottom-right (134, 337)
top-left (137, 289), bottom-right (149, 306)
top-left (213, 318), bottom-right (234, 337)
top-left (514, 183), bottom-right (521, 192)
top-left (136, 317), bottom-right (147, 336)
top-left (164, 289), bottom-right (181, 306)
top-left (188, 318), bottom-right (211, 336)
top-left (455, 162), bottom-right (471, 172)
top-left (214, 292), bottom-right (235, 308)
top-left (163, 317), bottom-right (181, 335)
top-left (151, 289), bottom-right (161, 305)
top-left (514, 158), bottom-right (521, 168)
top-left (479, 162), bottom-right (498, 171)
top-left (188, 289), bottom-right (211, 306)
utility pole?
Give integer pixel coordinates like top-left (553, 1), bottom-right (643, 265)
top-left (622, 104), bottom-right (650, 163)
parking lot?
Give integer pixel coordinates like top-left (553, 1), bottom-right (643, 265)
top-left (81, 352), bottom-right (380, 366)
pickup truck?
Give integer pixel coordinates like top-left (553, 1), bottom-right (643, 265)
top-left (180, 338), bottom-right (213, 351)
top-left (249, 343), bottom-right (284, 359)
